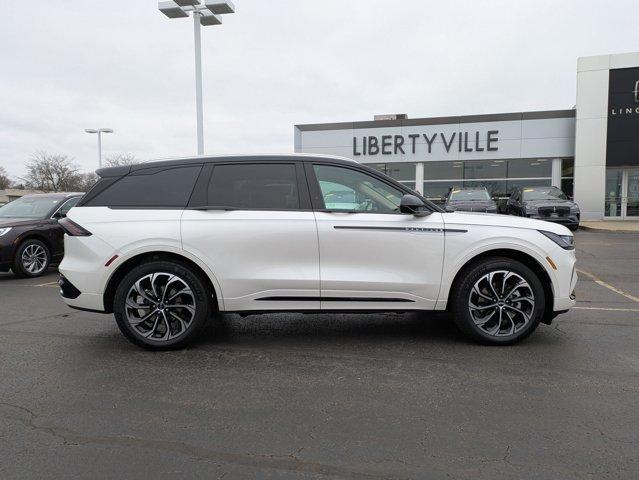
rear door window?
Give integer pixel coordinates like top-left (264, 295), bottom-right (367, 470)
top-left (84, 166), bottom-right (202, 208)
top-left (206, 163), bottom-right (300, 210)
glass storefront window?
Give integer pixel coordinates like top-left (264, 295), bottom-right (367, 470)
top-left (424, 161), bottom-right (463, 181)
top-left (507, 159), bottom-right (552, 178)
top-left (506, 178), bottom-right (552, 194)
top-left (562, 159), bottom-right (574, 178)
top-left (463, 180), bottom-right (508, 197)
top-left (423, 181), bottom-right (456, 203)
top-left (605, 168), bottom-right (623, 217)
top-left (561, 178), bottom-right (574, 198)
top-left (464, 160), bottom-right (507, 180)
top-left (368, 163), bottom-right (416, 181)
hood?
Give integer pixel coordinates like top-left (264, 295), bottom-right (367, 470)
top-left (442, 211), bottom-right (572, 235)
top-left (446, 200), bottom-right (497, 211)
top-left (525, 199), bottom-right (576, 208)
top-left (0, 217), bottom-right (42, 228)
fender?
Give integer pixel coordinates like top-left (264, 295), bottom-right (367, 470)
top-left (104, 244), bottom-right (226, 311)
top-left (436, 237), bottom-right (557, 310)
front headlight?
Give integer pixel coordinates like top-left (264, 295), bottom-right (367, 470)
top-left (570, 204), bottom-right (580, 214)
top-left (539, 230), bottom-right (574, 250)
top-left (525, 205), bottom-right (538, 215)
top-left (0, 227), bottom-right (12, 237)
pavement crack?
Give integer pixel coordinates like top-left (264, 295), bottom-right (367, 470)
top-left (0, 402), bottom-right (396, 479)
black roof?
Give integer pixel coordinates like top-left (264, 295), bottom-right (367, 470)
top-left (96, 154), bottom-right (357, 178)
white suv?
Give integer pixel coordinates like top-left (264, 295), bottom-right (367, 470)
top-left (58, 155), bottom-right (577, 350)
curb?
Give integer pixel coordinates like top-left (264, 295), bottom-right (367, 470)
top-left (579, 225), bottom-right (639, 234)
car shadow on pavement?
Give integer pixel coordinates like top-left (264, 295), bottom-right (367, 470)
top-left (195, 311), bottom-right (470, 348)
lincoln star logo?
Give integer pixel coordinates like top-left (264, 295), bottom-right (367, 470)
top-left (634, 80), bottom-right (639, 103)
top-left (553, 206), bottom-right (557, 213)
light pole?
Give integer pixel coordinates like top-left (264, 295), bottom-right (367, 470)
top-left (85, 128), bottom-right (114, 168)
top-left (158, 1), bottom-right (235, 155)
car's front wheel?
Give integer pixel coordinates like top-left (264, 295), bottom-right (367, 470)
top-left (13, 239), bottom-right (50, 278)
top-left (451, 257), bottom-right (545, 345)
top-left (113, 260), bottom-right (213, 350)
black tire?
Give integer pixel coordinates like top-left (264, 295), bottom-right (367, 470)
top-left (568, 224), bottom-right (579, 232)
top-left (113, 260), bottom-right (213, 350)
top-left (12, 239), bottom-right (50, 278)
top-left (451, 257), bottom-right (545, 345)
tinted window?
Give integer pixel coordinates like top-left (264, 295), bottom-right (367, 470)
top-left (313, 165), bottom-right (403, 213)
top-left (207, 163), bottom-right (300, 210)
top-left (85, 166), bottom-right (201, 208)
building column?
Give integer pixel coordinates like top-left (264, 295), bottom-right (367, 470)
top-left (551, 158), bottom-right (562, 188)
top-left (415, 162), bottom-right (424, 194)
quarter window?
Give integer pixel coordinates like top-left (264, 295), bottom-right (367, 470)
top-left (206, 163), bottom-right (300, 210)
top-left (313, 165), bottom-right (403, 213)
top-left (84, 166), bottom-right (202, 208)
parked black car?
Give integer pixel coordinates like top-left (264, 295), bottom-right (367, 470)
top-left (0, 193), bottom-right (83, 277)
top-left (506, 186), bottom-right (580, 231)
top-left (444, 187), bottom-right (498, 213)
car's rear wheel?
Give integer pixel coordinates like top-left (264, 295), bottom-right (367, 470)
top-left (13, 239), bottom-right (50, 278)
top-left (113, 260), bottom-right (212, 350)
top-left (451, 257), bottom-right (545, 345)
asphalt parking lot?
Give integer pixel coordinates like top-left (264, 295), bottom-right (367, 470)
top-left (1, 230), bottom-right (638, 480)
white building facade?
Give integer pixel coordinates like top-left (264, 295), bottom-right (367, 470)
top-left (294, 52), bottom-right (639, 221)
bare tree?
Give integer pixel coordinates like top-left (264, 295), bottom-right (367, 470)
top-left (77, 172), bottom-right (99, 192)
top-left (104, 153), bottom-right (138, 167)
top-left (0, 166), bottom-right (11, 190)
top-left (22, 151), bottom-right (82, 192)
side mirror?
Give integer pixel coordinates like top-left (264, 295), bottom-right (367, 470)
top-left (53, 211), bottom-right (66, 219)
top-left (399, 194), bottom-right (429, 217)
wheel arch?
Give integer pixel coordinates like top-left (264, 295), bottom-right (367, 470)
top-left (102, 251), bottom-right (222, 314)
top-left (15, 232), bottom-right (52, 254)
top-left (445, 248), bottom-right (555, 323)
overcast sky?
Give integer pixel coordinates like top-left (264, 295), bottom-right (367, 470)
top-left (1, 0), bottom-right (638, 178)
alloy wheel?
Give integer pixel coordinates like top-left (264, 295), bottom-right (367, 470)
top-left (21, 244), bottom-right (48, 275)
top-left (468, 270), bottom-right (535, 337)
top-left (125, 272), bottom-right (196, 341)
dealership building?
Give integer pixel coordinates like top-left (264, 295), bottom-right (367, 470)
top-left (294, 52), bottom-right (639, 221)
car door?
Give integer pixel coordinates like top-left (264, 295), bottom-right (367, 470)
top-left (306, 162), bottom-right (445, 310)
top-left (181, 161), bottom-right (320, 311)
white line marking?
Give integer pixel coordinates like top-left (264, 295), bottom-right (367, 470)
top-left (34, 281), bottom-right (58, 287)
top-left (574, 306), bottom-right (639, 312)
top-left (576, 268), bottom-right (639, 303)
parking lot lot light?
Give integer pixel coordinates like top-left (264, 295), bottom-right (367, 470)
top-left (157, 0), bottom-right (235, 155)
top-left (84, 128), bottom-right (113, 168)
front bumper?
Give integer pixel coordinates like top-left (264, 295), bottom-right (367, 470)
top-left (528, 214), bottom-right (580, 228)
top-left (0, 243), bottom-right (16, 271)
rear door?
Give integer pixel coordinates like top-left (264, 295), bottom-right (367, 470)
top-left (306, 163), bottom-right (445, 310)
top-left (181, 162), bottom-right (320, 311)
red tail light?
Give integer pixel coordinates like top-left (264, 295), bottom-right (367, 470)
top-left (58, 217), bottom-right (92, 236)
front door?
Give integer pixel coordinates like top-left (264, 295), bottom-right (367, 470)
top-left (605, 168), bottom-right (639, 219)
top-left (625, 168), bottom-right (639, 218)
top-left (307, 163), bottom-right (445, 310)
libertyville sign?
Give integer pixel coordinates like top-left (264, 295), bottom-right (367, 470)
top-left (353, 130), bottom-right (499, 157)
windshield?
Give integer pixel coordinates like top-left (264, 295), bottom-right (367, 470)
top-left (0, 196), bottom-right (63, 219)
top-left (522, 187), bottom-right (567, 201)
top-left (449, 189), bottom-right (490, 201)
